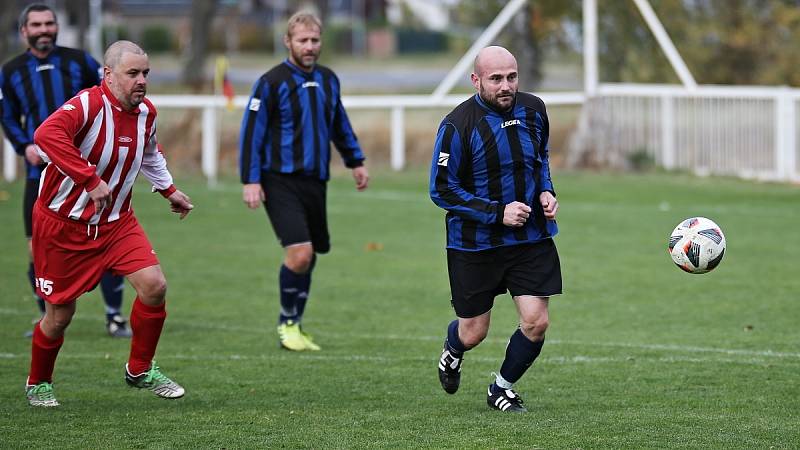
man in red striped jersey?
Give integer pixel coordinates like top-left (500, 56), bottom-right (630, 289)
top-left (24, 40), bottom-right (194, 407)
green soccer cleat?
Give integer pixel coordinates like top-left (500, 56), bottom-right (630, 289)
top-left (26, 382), bottom-right (59, 407)
top-left (277, 320), bottom-right (307, 351)
top-left (299, 327), bottom-right (321, 351)
top-left (125, 362), bottom-right (185, 399)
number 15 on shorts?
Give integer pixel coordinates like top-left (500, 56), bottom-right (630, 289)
top-left (36, 277), bottom-right (54, 296)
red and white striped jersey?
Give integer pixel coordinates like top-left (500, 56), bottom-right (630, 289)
top-left (33, 81), bottom-right (176, 225)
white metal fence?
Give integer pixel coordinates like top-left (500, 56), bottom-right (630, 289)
top-left (3, 85), bottom-right (799, 183)
top-left (571, 83), bottom-right (800, 182)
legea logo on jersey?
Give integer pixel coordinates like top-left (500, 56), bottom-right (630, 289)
top-left (36, 64), bottom-right (55, 72)
top-left (62, 104), bottom-right (76, 111)
top-left (302, 81), bottom-right (320, 88)
top-left (438, 152), bottom-right (450, 167)
top-left (249, 98), bottom-right (261, 111)
top-left (501, 119), bottom-right (521, 128)
top-left (118, 136), bottom-right (133, 143)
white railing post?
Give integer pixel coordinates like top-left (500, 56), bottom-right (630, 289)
top-left (390, 106), bottom-right (405, 171)
top-left (660, 95), bottom-right (675, 169)
top-left (775, 89), bottom-right (796, 181)
top-left (583, 0), bottom-right (598, 97)
top-left (201, 105), bottom-right (218, 186)
top-left (3, 138), bottom-right (16, 182)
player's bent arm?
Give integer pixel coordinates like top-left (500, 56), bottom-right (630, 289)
top-left (33, 98), bottom-right (101, 190)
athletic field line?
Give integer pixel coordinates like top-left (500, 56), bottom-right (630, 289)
top-left (2, 307), bottom-right (798, 360)
top-left (0, 351), bottom-right (793, 367)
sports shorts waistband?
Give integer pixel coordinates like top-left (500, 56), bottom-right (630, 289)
top-left (34, 200), bottom-right (131, 227)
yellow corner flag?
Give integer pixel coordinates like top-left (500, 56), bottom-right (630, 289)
top-left (215, 56), bottom-right (235, 110)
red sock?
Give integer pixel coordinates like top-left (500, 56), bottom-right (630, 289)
top-left (128, 297), bottom-right (167, 375)
top-left (29, 322), bottom-right (64, 385)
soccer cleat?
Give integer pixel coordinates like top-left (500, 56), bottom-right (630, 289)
top-left (299, 327), bottom-right (321, 351)
top-left (487, 384), bottom-right (527, 413)
top-left (125, 362), bottom-right (185, 399)
top-left (438, 341), bottom-right (463, 394)
top-left (106, 314), bottom-right (133, 338)
top-left (26, 382), bottom-right (59, 407)
top-left (277, 320), bottom-right (307, 351)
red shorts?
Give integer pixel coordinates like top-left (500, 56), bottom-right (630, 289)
top-left (32, 203), bottom-right (160, 304)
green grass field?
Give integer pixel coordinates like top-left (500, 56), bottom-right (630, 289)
top-left (1, 170), bottom-right (798, 449)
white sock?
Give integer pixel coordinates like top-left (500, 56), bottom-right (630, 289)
top-left (495, 372), bottom-right (513, 389)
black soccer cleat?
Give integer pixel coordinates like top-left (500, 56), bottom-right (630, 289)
top-left (438, 341), bottom-right (463, 394)
top-left (487, 384), bottom-right (527, 413)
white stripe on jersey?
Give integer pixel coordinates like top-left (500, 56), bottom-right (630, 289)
top-left (109, 103), bottom-right (149, 221)
top-left (71, 95), bottom-right (116, 222)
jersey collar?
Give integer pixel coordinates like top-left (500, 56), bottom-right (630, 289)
top-left (283, 58), bottom-right (316, 77)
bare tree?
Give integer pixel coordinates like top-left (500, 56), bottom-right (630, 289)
top-left (182, 0), bottom-right (218, 91)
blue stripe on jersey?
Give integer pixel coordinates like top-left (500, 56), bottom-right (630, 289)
top-left (430, 93), bottom-right (558, 251)
top-left (238, 60), bottom-right (364, 184)
top-left (0, 47), bottom-right (100, 179)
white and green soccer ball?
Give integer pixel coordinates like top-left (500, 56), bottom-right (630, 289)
top-left (668, 217), bottom-right (726, 274)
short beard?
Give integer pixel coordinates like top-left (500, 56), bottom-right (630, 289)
top-left (479, 86), bottom-right (515, 112)
top-left (28, 33), bottom-right (56, 53)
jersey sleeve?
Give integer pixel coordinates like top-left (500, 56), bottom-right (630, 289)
top-left (238, 77), bottom-right (270, 184)
top-left (329, 75), bottom-right (364, 168)
top-left (0, 70), bottom-right (32, 154)
top-left (33, 94), bottom-right (101, 191)
top-left (536, 109), bottom-right (555, 195)
top-left (140, 125), bottom-right (176, 198)
top-left (429, 121), bottom-right (504, 225)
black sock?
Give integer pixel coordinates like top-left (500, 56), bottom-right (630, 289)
top-left (279, 265), bottom-right (305, 323)
top-left (499, 329), bottom-right (544, 384)
top-left (100, 272), bottom-right (125, 320)
top-left (446, 319), bottom-right (466, 356)
top-left (27, 262), bottom-right (45, 314)
top-left (295, 255), bottom-right (315, 321)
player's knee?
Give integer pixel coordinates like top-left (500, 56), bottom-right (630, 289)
top-left (285, 251), bottom-right (314, 273)
top-left (460, 328), bottom-right (488, 348)
top-left (139, 274), bottom-right (167, 303)
top-left (520, 317), bottom-right (549, 339)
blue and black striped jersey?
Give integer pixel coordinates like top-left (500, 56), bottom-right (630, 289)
top-left (239, 59), bottom-right (364, 183)
top-left (0, 46), bottom-right (101, 180)
top-left (430, 92), bottom-right (558, 251)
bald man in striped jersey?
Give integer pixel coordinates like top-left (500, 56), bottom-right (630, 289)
top-left (0, 3), bottom-right (132, 338)
top-left (431, 46), bottom-right (562, 413)
top-left (24, 40), bottom-right (193, 407)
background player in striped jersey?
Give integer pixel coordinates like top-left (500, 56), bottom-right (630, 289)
top-left (24, 40), bottom-right (193, 407)
top-left (430, 46), bottom-right (562, 412)
top-left (239, 11), bottom-right (369, 352)
top-left (0, 3), bottom-right (132, 338)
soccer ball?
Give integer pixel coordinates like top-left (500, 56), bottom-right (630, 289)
top-left (668, 217), bottom-right (726, 274)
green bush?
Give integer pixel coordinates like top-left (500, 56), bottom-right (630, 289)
top-left (140, 25), bottom-right (174, 53)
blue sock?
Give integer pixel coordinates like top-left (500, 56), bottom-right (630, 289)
top-left (446, 319), bottom-right (466, 356)
top-left (295, 255), bottom-right (315, 321)
top-left (499, 329), bottom-right (544, 384)
top-left (279, 265), bottom-right (305, 324)
top-left (27, 262), bottom-right (45, 314)
top-left (100, 272), bottom-right (125, 320)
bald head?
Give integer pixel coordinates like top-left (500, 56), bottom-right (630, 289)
top-left (471, 46), bottom-right (518, 111)
top-left (104, 40), bottom-right (146, 69)
top-left (103, 40), bottom-right (149, 111)
top-left (473, 46), bottom-right (517, 78)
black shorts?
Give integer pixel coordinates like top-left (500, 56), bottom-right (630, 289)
top-left (260, 172), bottom-right (330, 253)
top-left (446, 239), bottom-right (562, 318)
top-left (23, 178), bottom-right (40, 238)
